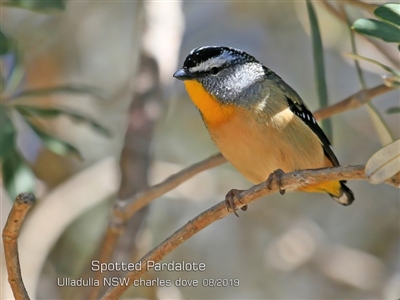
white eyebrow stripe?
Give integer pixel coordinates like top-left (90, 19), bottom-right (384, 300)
top-left (189, 51), bottom-right (235, 73)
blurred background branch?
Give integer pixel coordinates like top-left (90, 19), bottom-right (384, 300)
top-left (87, 51), bottom-right (163, 300)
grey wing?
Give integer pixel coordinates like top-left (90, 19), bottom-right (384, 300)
top-left (264, 66), bottom-right (340, 166)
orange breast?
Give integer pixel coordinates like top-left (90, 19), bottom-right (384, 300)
top-left (184, 80), bottom-right (236, 126)
top-left (183, 80), bottom-right (331, 189)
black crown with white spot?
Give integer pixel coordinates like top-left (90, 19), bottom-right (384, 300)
top-left (182, 46), bottom-right (258, 70)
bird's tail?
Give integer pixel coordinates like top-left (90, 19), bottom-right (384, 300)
top-left (298, 180), bottom-right (355, 206)
top-left (328, 181), bottom-right (355, 206)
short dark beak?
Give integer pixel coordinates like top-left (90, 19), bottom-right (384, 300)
top-left (173, 68), bottom-right (193, 80)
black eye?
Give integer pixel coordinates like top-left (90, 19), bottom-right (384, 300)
top-left (210, 67), bottom-right (219, 75)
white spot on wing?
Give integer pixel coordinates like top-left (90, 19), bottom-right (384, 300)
top-left (256, 87), bottom-right (271, 111)
top-left (335, 192), bottom-right (349, 205)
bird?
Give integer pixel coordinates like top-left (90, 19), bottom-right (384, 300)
top-left (173, 46), bottom-right (354, 211)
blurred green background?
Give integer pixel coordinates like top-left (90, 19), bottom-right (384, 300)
top-left (1, 1), bottom-right (399, 299)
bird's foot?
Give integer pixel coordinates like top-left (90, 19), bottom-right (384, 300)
top-left (266, 169), bottom-right (286, 195)
top-left (225, 189), bottom-right (246, 217)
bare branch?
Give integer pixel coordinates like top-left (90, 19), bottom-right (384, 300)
top-left (313, 84), bottom-right (395, 121)
top-left (2, 193), bottom-right (35, 300)
top-left (100, 165), bottom-right (397, 299)
top-left (122, 153), bottom-right (226, 219)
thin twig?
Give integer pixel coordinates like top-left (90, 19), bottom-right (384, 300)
top-left (313, 84), bottom-right (394, 121)
top-left (122, 153), bottom-right (226, 219)
top-left (2, 193), bottom-right (35, 300)
top-left (87, 153), bottom-right (226, 300)
top-left (100, 165), bottom-right (398, 299)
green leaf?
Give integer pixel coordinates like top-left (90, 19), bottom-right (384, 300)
top-left (0, 104), bottom-right (17, 158)
top-left (2, 148), bottom-right (36, 200)
top-left (9, 85), bottom-right (106, 101)
top-left (23, 118), bottom-right (83, 160)
top-left (374, 3), bottom-right (400, 27)
top-left (365, 139), bottom-right (400, 184)
top-left (16, 105), bottom-right (60, 117)
top-left (352, 19), bottom-right (400, 43)
top-left (2, 0), bottom-right (65, 14)
top-left (306, 0), bottom-right (332, 140)
top-left (14, 105), bottom-right (112, 137)
top-left (386, 106), bottom-right (400, 114)
top-left (0, 30), bottom-right (12, 55)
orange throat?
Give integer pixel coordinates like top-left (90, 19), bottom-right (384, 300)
top-left (184, 80), bottom-right (236, 127)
